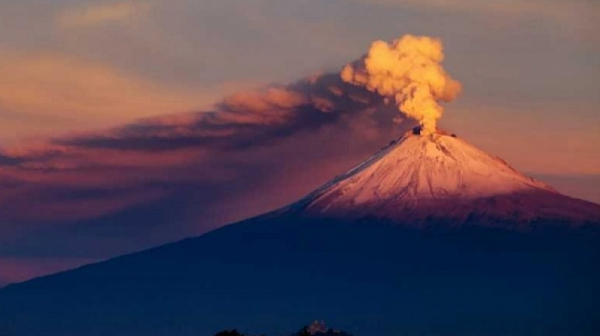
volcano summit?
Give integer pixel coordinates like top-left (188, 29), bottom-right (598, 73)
top-left (293, 128), bottom-right (599, 227)
top-left (1, 128), bottom-right (599, 336)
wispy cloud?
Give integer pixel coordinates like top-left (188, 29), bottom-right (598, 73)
top-left (0, 51), bottom-right (252, 144)
top-left (55, 1), bottom-right (153, 29)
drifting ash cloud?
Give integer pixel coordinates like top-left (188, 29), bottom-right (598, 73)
top-left (0, 71), bottom-right (384, 209)
top-left (55, 73), bottom-right (389, 152)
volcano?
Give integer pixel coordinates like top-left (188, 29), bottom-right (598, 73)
top-left (291, 128), bottom-right (598, 226)
top-left (1, 130), bottom-right (599, 336)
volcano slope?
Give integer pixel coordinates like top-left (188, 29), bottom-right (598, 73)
top-left (1, 131), bottom-right (599, 336)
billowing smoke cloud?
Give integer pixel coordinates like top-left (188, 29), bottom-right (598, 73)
top-left (341, 35), bottom-right (462, 135)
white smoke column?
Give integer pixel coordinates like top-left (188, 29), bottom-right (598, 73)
top-left (341, 35), bottom-right (462, 135)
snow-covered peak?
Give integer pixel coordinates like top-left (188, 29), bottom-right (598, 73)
top-left (305, 130), bottom-right (554, 210)
top-left (273, 128), bottom-right (600, 226)
top-left (271, 129), bottom-right (595, 226)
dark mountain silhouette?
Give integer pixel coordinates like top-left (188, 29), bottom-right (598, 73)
top-left (1, 130), bottom-right (599, 336)
top-left (211, 320), bottom-right (351, 336)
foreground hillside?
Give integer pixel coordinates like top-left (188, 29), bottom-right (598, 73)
top-left (1, 213), bottom-right (599, 336)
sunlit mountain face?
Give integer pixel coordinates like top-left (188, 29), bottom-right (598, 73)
top-left (293, 128), bottom-right (600, 226)
top-left (1, 129), bottom-right (598, 336)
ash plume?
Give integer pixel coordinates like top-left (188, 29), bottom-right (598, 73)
top-left (341, 35), bottom-right (462, 135)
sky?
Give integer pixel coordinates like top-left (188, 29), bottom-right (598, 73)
top-left (0, 0), bottom-right (599, 285)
